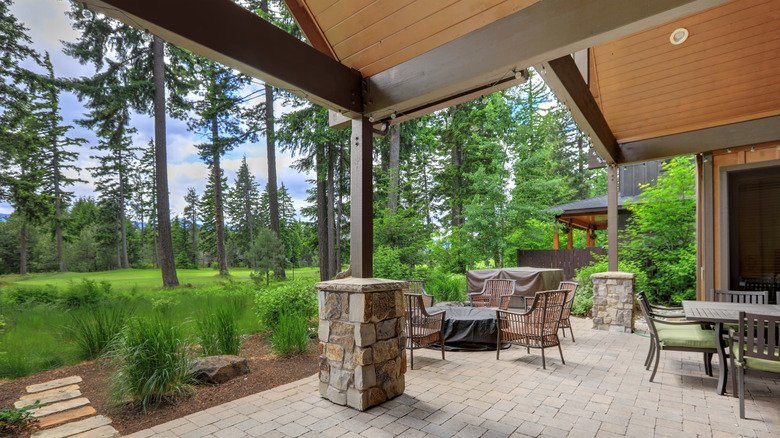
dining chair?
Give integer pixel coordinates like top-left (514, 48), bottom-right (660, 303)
top-left (496, 289), bottom-right (567, 369)
top-left (404, 293), bottom-right (445, 370)
top-left (557, 281), bottom-right (579, 342)
top-left (406, 280), bottom-right (434, 307)
top-left (713, 289), bottom-right (768, 304)
top-left (469, 279), bottom-right (516, 308)
top-left (636, 292), bottom-right (689, 370)
top-left (637, 291), bottom-right (718, 382)
top-left (728, 312), bottom-right (780, 419)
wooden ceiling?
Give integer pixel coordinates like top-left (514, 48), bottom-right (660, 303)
top-left (589, 0), bottom-right (780, 144)
top-left (288, 0), bottom-right (540, 76)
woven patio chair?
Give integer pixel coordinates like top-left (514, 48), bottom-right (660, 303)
top-left (406, 280), bottom-right (434, 307)
top-left (637, 292), bottom-right (691, 370)
top-left (729, 312), bottom-right (780, 418)
top-left (638, 291), bottom-right (718, 382)
top-left (557, 281), bottom-right (579, 342)
top-left (469, 279), bottom-right (516, 308)
top-left (713, 289), bottom-right (768, 304)
top-left (404, 293), bottom-right (445, 370)
top-left (496, 289), bottom-right (567, 369)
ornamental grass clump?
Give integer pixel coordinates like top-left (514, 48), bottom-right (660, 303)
top-left (196, 305), bottom-right (242, 356)
top-left (68, 304), bottom-right (133, 359)
top-left (270, 309), bottom-right (310, 356)
top-left (107, 317), bottom-right (193, 411)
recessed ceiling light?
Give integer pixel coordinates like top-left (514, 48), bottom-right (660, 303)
top-left (670, 28), bottom-right (689, 45)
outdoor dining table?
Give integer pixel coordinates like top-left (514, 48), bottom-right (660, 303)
top-left (682, 300), bottom-right (780, 395)
top-left (427, 305), bottom-right (508, 351)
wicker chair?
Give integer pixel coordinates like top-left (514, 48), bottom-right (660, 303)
top-left (557, 281), bottom-right (579, 342)
top-left (406, 280), bottom-right (434, 307)
top-left (470, 279), bottom-right (516, 308)
top-left (729, 312), bottom-right (780, 419)
top-left (713, 289), bottom-right (768, 304)
top-left (637, 291), bottom-right (718, 382)
top-left (404, 293), bottom-right (445, 370)
top-left (496, 289), bottom-right (567, 369)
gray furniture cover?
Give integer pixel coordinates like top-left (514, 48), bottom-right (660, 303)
top-left (466, 267), bottom-right (564, 308)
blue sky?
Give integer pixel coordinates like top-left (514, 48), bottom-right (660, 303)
top-left (2, 0), bottom-right (313, 218)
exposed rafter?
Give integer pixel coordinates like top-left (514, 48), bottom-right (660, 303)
top-left (619, 115), bottom-right (780, 163)
top-left (363, 0), bottom-right (729, 122)
top-left (89, 0), bottom-right (363, 113)
top-left (544, 55), bottom-right (619, 164)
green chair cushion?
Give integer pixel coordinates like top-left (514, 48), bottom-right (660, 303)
top-left (655, 322), bottom-right (718, 349)
top-left (733, 346), bottom-right (780, 374)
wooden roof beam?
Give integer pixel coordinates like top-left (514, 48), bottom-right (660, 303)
top-left (88, 0), bottom-right (363, 113)
top-left (543, 54), bottom-right (620, 164)
top-left (363, 0), bottom-right (729, 122)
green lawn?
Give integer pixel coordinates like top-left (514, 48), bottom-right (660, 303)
top-left (0, 266), bottom-right (321, 290)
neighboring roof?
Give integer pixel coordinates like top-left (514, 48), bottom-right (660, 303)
top-left (550, 195), bottom-right (635, 215)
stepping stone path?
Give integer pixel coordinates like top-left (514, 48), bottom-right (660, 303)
top-left (12, 376), bottom-right (120, 438)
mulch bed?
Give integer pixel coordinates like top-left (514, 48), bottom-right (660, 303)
top-left (0, 333), bottom-right (318, 436)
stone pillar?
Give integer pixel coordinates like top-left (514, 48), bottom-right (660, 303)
top-left (315, 278), bottom-right (407, 411)
top-left (591, 272), bottom-right (636, 333)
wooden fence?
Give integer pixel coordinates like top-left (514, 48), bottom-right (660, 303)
top-left (516, 248), bottom-right (607, 281)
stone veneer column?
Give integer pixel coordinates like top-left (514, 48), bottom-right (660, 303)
top-left (315, 278), bottom-right (407, 411)
top-left (591, 272), bottom-right (636, 333)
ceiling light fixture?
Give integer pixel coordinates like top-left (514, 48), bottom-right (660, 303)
top-left (670, 28), bottom-right (689, 45)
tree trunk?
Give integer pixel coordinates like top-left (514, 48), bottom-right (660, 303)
top-left (212, 118), bottom-right (228, 276)
top-left (115, 216), bottom-right (121, 269)
top-left (451, 144), bottom-right (463, 227)
top-left (153, 223), bottom-right (159, 268)
top-left (19, 219), bottom-right (27, 275)
top-left (118, 151), bottom-right (130, 269)
top-left (388, 124), bottom-right (400, 212)
top-left (316, 147), bottom-right (329, 281)
top-left (140, 215), bottom-right (145, 266)
top-left (53, 140), bottom-right (66, 272)
top-left (190, 215), bottom-right (198, 266)
top-left (327, 143), bottom-right (337, 279)
top-left (153, 36), bottom-right (179, 286)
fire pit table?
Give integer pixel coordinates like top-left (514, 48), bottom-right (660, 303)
top-left (427, 305), bottom-right (508, 351)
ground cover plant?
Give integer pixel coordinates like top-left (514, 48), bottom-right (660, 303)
top-left (0, 401), bottom-right (40, 436)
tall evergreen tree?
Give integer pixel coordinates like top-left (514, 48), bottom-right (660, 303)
top-left (183, 187), bottom-right (200, 266)
top-left (226, 156), bottom-right (260, 267)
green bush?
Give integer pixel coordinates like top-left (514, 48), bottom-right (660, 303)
top-left (426, 270), bottom-right (467, 303)
top-left (59, 279), bottom-right (111, 308)
top-left (107, 317), bottom-right (193, 411)
top-left (373, 246), bottom-right (411, 280)
top-left (572, 258), bottom-right (649, 316)
top-left (255, 279), bottom-right (317, 329)
top-left (68, 304), bottom-right (132, 360)
top-left (2, 285), bottom-right (59, 305)
top-left (270, 310), bottom-right (310, 356)
top-left (196, 305), bottom-right (241, 356)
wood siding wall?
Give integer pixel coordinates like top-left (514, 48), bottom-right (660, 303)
top-left (517, 248), bottom-right (607, 282)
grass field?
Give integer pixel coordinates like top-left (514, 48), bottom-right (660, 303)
top-left (0, 266), bottom-right (321, 290)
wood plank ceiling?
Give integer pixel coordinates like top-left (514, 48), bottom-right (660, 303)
top-left (293, 0), bottom-right (540, 77)
top-left (589, 0), bottom-right (780, 143)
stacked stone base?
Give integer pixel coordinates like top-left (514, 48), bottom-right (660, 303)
top-left (591, 272), bottom-right (636, 333)
top-left (315, 278), bottom-right (407, 411)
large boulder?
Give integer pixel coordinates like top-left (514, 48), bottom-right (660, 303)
top-left (190, 355), bottom-right (250, 384)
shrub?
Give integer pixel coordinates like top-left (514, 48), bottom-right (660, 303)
top-left (255, 280), bottom-right (317, 329)
top-left (571, 258), bottom-right (649, 316)
top-left (373, 246), bottom-right (411, 280)
top-left (107, 317), bottom-right (193, 411)
top-left (68, 305), bottom-right (132, 360)
top-left (59, 279), bottom-right (111, 308)
top-left (270, 310), bottom-right (310, 356)
top-left (426, 270), bottom-right (467, 303)
top-left (1, 285), bottom-right (59, 305)
top-left (0, 401), bottom-right (41, 435)
top-left (151, 297), bottom-right (176, 317)
top-left (196, 305), bottom-right (241, 356)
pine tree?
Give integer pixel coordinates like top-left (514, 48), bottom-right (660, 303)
top-left (226, 156), bottom-right (261, 267)
top-left (199, 168), bottom-right (228, 269)
top-left (183, 187), bottom-right (200, 266)
top-left (129, 140), bottom-right (157, 266)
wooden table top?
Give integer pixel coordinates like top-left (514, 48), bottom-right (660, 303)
top-left (682, 301), bottom-right (780, 324)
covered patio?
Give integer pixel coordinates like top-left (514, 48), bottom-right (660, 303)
top-left (126, 317), bottom-right (779, 437)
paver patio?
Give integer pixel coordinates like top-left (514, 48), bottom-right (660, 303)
top-left (126, 318), bottom-right (779, 437)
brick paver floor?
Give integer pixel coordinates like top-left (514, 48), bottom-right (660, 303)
top-left (126, 318), bottom-right (779, 437)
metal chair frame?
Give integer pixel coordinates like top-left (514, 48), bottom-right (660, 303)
top-left (404, 293), bottom-right (445, 370)
top-left (469, 279), bottom-right (516, 308)
top-left (713, 289), bottom-right (768, 304)
top-left (729, 311), bottom-right (780, 419)
top-left (406, 280), bottom-right (434, 307)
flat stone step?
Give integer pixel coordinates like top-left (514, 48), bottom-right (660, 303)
top-left (27, 376), bottom-right (83, 394)
top-left (31, 415), bottom-right (111, 438)
top-left (31, 397), bottom-right (90, 418)
top-left (70, 425), bottom-right (120, 438)
top-left (38, 406), bottom-right (97, 429)
top-left (15, 389), bottom-right (82, 409)
top-left (19, 384), bottom-right (80, 401)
